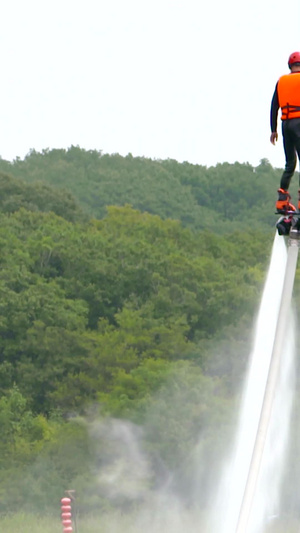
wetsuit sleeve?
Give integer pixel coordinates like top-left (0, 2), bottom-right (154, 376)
top-left (270, 82), bottom-right (279, 133)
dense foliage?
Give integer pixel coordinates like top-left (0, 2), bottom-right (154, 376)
top-left (0, 204), bottom-right (270, 414)
top-left (0, 149), bottom-right (297, 516)
top-left (0, 147), bottom-right (286, 232)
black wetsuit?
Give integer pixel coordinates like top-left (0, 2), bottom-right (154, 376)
top-left (271, 83), bottom-right (300, 189)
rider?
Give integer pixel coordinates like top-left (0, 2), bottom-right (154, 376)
top-left (270, 51), bottom-right (300, 214)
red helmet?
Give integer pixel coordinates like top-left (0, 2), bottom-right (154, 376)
top-left (288, 51), bottom-right (300, 68)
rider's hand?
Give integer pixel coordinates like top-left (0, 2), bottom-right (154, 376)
top-left (270, 132), bottom-right (278, 145)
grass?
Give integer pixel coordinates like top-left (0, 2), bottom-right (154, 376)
top-left (0, 514), bottom-right (62, 533)
top-left (1, 512), bottom-right (300, 532)
top-left (0, 512), bottom-right (140, 533)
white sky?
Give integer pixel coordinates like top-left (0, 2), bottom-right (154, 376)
top-left (0, 0), bottom-right (299, 168)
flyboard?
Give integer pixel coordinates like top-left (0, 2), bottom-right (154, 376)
top-left (276, 208), bottom-right (300, 236)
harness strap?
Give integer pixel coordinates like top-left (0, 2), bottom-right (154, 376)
top-left (281, 103), bottom-right (300, 119)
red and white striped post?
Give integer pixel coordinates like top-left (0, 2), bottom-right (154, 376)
top-left (61, 497), bottom-right (73, 533)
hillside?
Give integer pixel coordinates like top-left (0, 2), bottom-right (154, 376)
top-left (0, 171), bottom-right (86, 222)
top-left (0, 147), bottom-right (285, 233)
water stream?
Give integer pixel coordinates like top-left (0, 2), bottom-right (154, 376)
top-left (213, 232), bottom-right (296, 532)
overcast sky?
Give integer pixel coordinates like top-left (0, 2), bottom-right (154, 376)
top-left (0, 0), bottom-right (299, 168)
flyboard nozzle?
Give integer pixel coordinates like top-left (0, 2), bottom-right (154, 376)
top-left (289, 227), bottom-right (300, 245)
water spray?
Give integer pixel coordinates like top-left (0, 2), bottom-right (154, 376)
top-left (235, 230), bottom-right (300, 532)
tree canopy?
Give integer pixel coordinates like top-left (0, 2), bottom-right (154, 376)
top-left (0, 147), bottom-right (283, 232)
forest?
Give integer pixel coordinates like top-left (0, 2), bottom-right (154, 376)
top-left (0, 147), bottom-right (298, 521)
top-left (0, 146), bottom-right (287, 233)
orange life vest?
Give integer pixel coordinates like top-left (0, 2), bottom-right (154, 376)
top-left (278, 73), bottom-right (300, 120)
